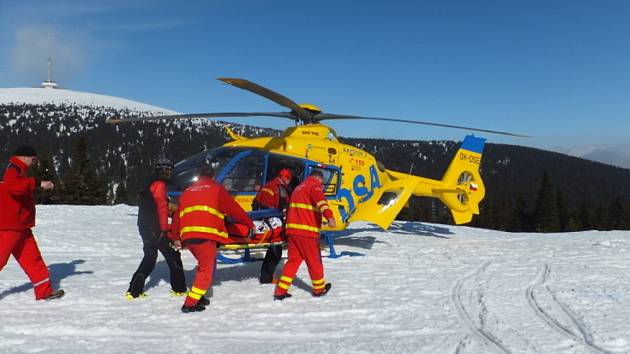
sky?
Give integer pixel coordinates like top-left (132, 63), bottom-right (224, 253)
top-left (1, 0), bottom-right (630, 152)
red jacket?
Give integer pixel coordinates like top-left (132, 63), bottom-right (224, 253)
top-left (171, 176), bottom-right (253, 244)
top-left (253, 177), bottom-right (289, 210)
top-left (285, 176), bottom-right (333, 238)
top-left (0, 157), bottom-right (37, 230)
top-left (150, 180), bottom-right (170, 231)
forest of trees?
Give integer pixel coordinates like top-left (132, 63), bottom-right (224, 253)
top-left (3, 103), bottom-right (630, 232)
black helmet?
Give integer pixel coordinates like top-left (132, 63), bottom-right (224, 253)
top-left (198, 163), bottom-right (215, 178)
top-left (14, 145), bottom-right (37, 157)
top-left (154, 157), bottom-right (174, 170)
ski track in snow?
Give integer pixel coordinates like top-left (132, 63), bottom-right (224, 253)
top-left (451, 261), bottom-right (511, 354)
top-left (1, 205), bottom-right (630, 354)
top-left (525, 264), bottom-right (612, 354)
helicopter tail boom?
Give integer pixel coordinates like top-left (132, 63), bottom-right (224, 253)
top-left (374, 135), bottom-right (486, 226)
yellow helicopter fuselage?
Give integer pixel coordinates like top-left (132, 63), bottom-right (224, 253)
top-left (221, 123), bottom-right (486, 230)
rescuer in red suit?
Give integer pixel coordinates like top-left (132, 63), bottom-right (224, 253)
top-left (171, 164), bottom-right (254, 313)
top-left (252, 168), bottom-right (292, 284)
top-left (274, 169), bottom-right (336, 300)
top-left (0, 145), bottom-right (64, 300)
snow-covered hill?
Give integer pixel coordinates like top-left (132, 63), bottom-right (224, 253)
top-left (0, 88), bottom-right (279, 203)
top-left (0, 87), bottom-right (177, 115)
top-left (1, 205), bottom-right (629, 353)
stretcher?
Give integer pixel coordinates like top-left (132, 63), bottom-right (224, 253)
top-left (217, 209), bottom-right (286, 263)
top-left (216, 209), bottom-right (353, 263)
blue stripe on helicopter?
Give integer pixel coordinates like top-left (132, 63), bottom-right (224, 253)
top-left (461, 135), bottom-right (486, 154)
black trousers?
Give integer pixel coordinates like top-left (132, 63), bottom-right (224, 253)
top-left (259, 244), bottom-right (283, 283)
top-left (128, 227), bottom-right (186, 294)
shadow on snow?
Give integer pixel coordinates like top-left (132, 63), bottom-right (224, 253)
top-left (0, 259), bottom-right (93, 300)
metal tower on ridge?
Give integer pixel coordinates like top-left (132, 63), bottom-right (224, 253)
top-left (41, 57), bottom-right (58, 89)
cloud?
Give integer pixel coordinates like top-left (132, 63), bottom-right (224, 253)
top-left (9, 25), bottom-right (86, 85)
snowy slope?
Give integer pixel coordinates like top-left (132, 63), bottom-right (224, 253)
top-left (0, 88), bottom-right (177, 115)
top-left (1, 205), bottom-right (629, 354)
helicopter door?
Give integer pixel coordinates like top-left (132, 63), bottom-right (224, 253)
top-left (305, 164), bottom-right (350, 223)
top-left (306, 164), bottom-right (341, 196)
top-left (265, 154), bottom-right (305, 193)
top-left (216, 150), bottom-right (266, 195)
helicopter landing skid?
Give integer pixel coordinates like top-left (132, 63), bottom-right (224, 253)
top-left (215, 233), bottom-right (363, 264)
top-left (322, 232), bottom-right (365, 259)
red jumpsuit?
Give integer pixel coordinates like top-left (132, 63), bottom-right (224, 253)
top-left (274, 176), bottom-right (333, 297)
top-left (0, 157), bottom-right (54, 300)
top-left (253, 176), bottom-right (289, 283)
top-left (253, 177), bottom-right (289, 210)
top-left (171, 176), bottom-right (253, 308)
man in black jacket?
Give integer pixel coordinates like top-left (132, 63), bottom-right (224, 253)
top-left (126, 158), bottom-right (186, 299)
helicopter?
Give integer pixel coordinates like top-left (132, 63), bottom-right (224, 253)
top-left (108, 78), bottom-right (526, 238)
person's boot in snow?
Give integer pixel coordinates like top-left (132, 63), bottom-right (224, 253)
top-left (181, 302), bottom-right (206, 313)
top-left (312, 283), bottom-right (332, 297)
top-left (198, 296), bottom-right (210, 306)
top-left (273, 293), bottom-right (292, 301)
top-left (43, 289), bottom-right (65, 301)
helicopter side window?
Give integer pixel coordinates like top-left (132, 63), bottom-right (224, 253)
top-left (309, 166), bottom-right (339, 196)
top-left (221, 154), bottom-right (265, 193)
top-left (266, 154), bottom-right (305, 193)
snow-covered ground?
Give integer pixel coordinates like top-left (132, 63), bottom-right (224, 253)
top-left (0, 88), bottom-right (177, 115)
top-left (1, 205), bottom-right (629, 354)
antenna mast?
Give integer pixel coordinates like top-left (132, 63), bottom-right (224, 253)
top-left (41, 57), bottom-right (58, 89)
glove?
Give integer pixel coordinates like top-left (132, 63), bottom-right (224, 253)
top-left (170, 239), bottom-right (183, 251)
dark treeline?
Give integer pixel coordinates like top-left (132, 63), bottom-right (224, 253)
top-left (3, 103), bottom-right (630, 231)
top-left (344, 138), bottom-right (630, 232)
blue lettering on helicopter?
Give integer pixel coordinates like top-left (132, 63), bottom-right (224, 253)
top-left (353, 175), bottom-right (370, 201)
top-left (337, 189), bottom-right (355, 222)
top-left (337, 165), bottom-right (382, 221)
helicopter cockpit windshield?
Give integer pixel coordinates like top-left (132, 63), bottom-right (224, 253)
top-left (168, 147), bottom-right (306, 199)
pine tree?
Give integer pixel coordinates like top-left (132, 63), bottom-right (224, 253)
top-left (592, 204), bottom-right (607, 230)
top-left (606, 197), bottom-right (625, 230)
top-left (113, 165), bottom-right (129, 205)
top-left (509, 195), bottom-right (531, 232)
top-left (556, 189), bottom-right (569, 232)
top-left (476, 197), bottom-right (497, 230)
top-left (577, 199), bottom-right (592, 231)
top-left (60, 136), bottom-right (107, 205)
top-left (532, 171), bottom-right (560, 232)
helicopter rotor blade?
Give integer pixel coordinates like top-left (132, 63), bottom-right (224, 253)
top-left (217, 78), bottom-right (312, 122)
top-left (106, 112), bottom-right (295, 124)
top-left (315, 113), bottom-right (529, 138)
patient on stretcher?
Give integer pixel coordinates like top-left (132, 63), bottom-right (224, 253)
top-left (224, 216), bottom-right (284, 245)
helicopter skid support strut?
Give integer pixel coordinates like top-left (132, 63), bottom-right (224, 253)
top-left (322, 232), bottom-right (365, 259)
